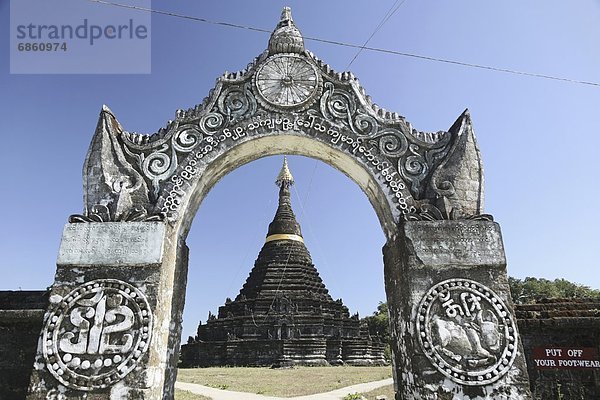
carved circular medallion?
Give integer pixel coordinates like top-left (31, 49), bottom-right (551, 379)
top-left (254, 53), bottom-right (321, 110)
top-left (42, 279), bottom-right (152, 391)
top-left (416, 278), bottom-right (518, 386)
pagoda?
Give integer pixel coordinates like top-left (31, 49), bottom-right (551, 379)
top-left (180, 159), bottom-right (386, 367)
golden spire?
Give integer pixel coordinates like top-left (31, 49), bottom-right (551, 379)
top-left (266, 157), bottom-right (303, 244)
top-left (275, 156), bottom-right (294, 188)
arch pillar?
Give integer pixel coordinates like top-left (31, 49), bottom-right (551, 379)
top-left (383, 220), bottom-right (532, 399)
top-left (25, 222), bottom-right (189, 399)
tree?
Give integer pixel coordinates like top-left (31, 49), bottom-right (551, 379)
top-left (361, 302), bottom-right (391, 360)
top-left (362, 302), bottom-right (389, 342)
top-left (508, 276), bottom-right (600, 304)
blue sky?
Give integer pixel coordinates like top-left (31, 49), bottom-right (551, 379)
top-left (1, 1), bottom-right (599, 340)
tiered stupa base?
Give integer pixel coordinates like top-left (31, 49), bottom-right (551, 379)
top-left (182, 338), bottom-right (386, 367)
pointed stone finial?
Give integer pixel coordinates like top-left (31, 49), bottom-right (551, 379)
top-left (275, 157), bottom-right (294, 188)
top-left (280, 6), bottom-right (292, 23)
top-left (268, 7), bottom-right (304, 55)
top-left (427, 109), bottom-right (485, 218)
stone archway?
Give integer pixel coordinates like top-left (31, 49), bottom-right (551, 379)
top-left (27, 8), bottom-right (532, 400)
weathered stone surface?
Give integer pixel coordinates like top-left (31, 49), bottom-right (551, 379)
top-left (402, 220), bottom-right (505, 266)
top-left (426, 110), bottom-right (485, 218)
top-left (0, 291), bottom-right (48, 400)
top-left (26, 235), bottom-right (175, 399)
top-left (384, 221), bottom-right (532, 399)
top-left (517, 299), bottom-right (600, 400)
top-left (82, 107), bottom-right (152, 222)
top-left (41, 280), bottom-right (153, 391)
top-left (9, 293), bottom-right (594, 399)
top-left (78, 8), bottom-right (484, 239)
top-left (57, 222), bottom-right (166, 266)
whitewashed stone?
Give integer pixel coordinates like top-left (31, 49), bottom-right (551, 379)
top-left (57, 222), bottom-right (165, 266)
top-left (403, 220), bottom-right (505, 266)
top-left (383, 221), bottom-right (532, 400)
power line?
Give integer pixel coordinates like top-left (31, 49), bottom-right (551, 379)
top-left (292, 180), bottom-right (343, 299)
top-left (224, 196), bottom-right (273, 297)
top-left (89, 0), bottom-right (272, 34)
top-left (301, 159), bottom-right (319, 209)
top-left (333, 41), bottom-right (600, 87)
top-left (346, 0), bottom-right (409, 69)
top-left (87, 0), bottom-right (600, 88)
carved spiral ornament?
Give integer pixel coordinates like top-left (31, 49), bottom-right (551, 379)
top-left (416, 278), bottom-right (518, 386)
top-left (42, 279), bottom-right (153, 391)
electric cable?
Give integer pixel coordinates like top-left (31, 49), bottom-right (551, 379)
top-left (87, 0), bottom-right (600, 88)
top-left (292, 179), bottom-right (344, 300)
top-left (346, 0), bottom-right (409, 69)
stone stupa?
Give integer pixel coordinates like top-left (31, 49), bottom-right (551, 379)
top-left (180, 158), bottom-right (386, 367)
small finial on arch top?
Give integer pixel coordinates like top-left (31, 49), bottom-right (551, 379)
top-left (281, 6), bottom-right (292, 22)
top-left (268, 7), bottom-right (305, 55)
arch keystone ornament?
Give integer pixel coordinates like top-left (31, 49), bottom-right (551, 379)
top-left (28, 7), bottom-right (532, 400)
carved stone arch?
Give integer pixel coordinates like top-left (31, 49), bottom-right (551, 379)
top-left (27, 7), bottom-right (532, 400)
top-left (78, 8), bottom-right (485, 238)
top-left (165, 134), bottom-right (399, 239)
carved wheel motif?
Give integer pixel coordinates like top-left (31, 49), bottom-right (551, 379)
top-left (416, 278), bottom-right (518, 386)
top-left (254, 53), bottom-right (321, 110)
top-left (42, 279), bottom-right (152, 391)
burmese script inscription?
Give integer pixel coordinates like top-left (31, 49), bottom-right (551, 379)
top-left (162, 113), bottom-right (412, 216)
top-left (404, 221), bottom-right (504, 265)
top-left (42, 279), bottom-right (152, 391)
top-left (57, 222), bottom-right (165, 266)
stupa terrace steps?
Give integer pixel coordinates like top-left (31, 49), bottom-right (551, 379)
top-left (218, 298), bottom-right (351, 317)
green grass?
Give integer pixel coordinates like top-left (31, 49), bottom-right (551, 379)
top-left (176, 366), bottom-right (392, 397)
top-left (342, 393), bottom-right (366, 400)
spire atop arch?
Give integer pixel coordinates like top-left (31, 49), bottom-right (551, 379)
top-left (268, 7), bottom-right (305, 55)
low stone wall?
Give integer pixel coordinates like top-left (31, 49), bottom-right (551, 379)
top-left (182, 340), bottom-right (292, 367)
top-left (0, 291), bottom-right (48, 400)
top-left (516, 299), bottom-right (600, 400)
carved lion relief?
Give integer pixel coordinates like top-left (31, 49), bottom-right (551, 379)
top-left (416, 278), bottom-right (518, 386)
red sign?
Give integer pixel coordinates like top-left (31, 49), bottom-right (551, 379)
top-left (532, 347), bottom-right (600, 369)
